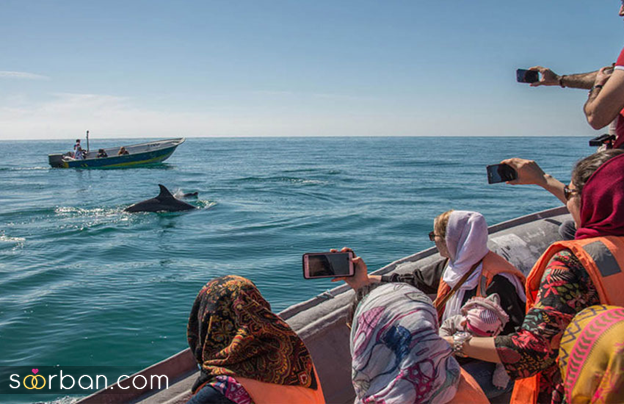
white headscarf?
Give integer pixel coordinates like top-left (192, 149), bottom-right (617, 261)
top-left (441, 211), bottom-right (489, 322)
top-left (440, 211), bottom-right (525, 322)
top-left (351, 283), bottom-right (461, 404)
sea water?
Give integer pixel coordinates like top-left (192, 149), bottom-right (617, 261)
top-left (0, 136), bottom-right (589, 402)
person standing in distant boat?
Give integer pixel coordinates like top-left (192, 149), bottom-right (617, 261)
top-left (73, 139), bottom-right (81, 158)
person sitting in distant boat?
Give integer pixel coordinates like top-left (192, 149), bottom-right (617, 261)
top-left (74, 146), bottom-right (85, 160)
top-left (118, 147), bottom-right (129, 155)
top-left (97, 149), bottom-right (108, 158)
top-left (186, 275), bottom-right (325, 404)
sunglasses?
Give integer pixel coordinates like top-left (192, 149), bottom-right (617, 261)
top-left (428, 231), bottom-right (441, 241)
top-left (563, 185), bottom-right (580, 201)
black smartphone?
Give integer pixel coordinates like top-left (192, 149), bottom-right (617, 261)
top-left (302, 252), bottom-right (355, 279)
top-left (486, 164), bottom-right (518, 184)
top-left (516, 69), bottom-right (539, 83)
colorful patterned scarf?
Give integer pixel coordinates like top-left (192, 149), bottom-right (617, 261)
top-left (351, 283), bottom-right (461, 403)
top-left (559, 305), bottom-right (624, 403)
top-left (187, 275), bottom-right (317, 393)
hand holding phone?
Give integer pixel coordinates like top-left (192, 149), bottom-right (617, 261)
top-left (302, 251), bottom-right (355, 279)
top-left (486, 163), bottom-right (518, 184)
top-left (516, 69), bottom-right (539, 84)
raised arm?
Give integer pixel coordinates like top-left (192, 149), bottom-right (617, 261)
top-left (528, 66), bottom-right (605, 90)
top-left (584, 66), bottom-right (624, 129)
top-left (331, 247), bottom-right (380, 291)
top-left (501, 158), bottom-right (567, 204)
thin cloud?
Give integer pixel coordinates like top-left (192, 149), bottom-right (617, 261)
top-left (0, 71), bottom-right (49, 80)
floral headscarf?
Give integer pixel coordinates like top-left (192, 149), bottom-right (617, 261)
top-left (351, 283), bottom-right (460, 403)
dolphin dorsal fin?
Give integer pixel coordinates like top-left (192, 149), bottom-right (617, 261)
top-left (157, 184), bottom-right (175, 199)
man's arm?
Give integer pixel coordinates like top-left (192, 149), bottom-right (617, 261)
top-left (529, 66), bottom-right (606, 90)
top-left (585, 67), bottom-right (624, 129)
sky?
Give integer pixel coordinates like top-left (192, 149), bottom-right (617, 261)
top-left (1, 0), bottom-right (623, 140)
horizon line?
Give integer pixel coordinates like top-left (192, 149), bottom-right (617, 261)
top-left (0, 134), bottom-right (593, 142)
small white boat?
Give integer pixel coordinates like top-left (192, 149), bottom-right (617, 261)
top-left (78, 206), bottom-right (570, 404)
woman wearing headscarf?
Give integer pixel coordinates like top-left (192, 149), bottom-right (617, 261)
top-left (336, 211), bottom-right (526, 398)
top-left (449, 150), bottom-right (624, 404)
top-left (186, 275), bottom-right (324, 404)
top-left (349, 282), bottom-right (488, 403)
top-left (430, 211), bottom-right (526, 330)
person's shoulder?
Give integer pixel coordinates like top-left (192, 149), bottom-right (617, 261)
top-left (546, 248), bottom-right (582, 269)
top-left (616, 47), bottom-right (624, 67)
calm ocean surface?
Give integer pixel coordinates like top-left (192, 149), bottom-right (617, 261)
top-left (0, 136), bottom-right (590, 402)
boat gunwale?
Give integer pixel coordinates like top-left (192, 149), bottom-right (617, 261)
top-left (279, 205), bottom-right (568, 321)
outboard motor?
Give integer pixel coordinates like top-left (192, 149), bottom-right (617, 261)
top-left (48, 154), bottom-right (65, 168)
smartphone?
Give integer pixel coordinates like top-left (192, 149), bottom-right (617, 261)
top-left (302, 251), bottom-right (355, 279)
top-left (486, 163), bottom-right (518, 184)
top-left (516, 69), bottom-right (539, 84)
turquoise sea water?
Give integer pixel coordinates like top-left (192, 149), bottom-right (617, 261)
top-left (0, 136), bottom-right (591, 402)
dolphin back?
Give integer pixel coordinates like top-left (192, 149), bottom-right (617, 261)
top-left (125, 185), bottom-right (196, 212)
top-left (157, 184), bottom-right (175, 200)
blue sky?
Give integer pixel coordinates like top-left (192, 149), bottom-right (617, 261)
top-left (1, 0), bottom-right (623, 139)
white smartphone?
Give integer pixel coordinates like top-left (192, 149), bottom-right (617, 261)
top-left (302, 251), bottom-right (355, 279)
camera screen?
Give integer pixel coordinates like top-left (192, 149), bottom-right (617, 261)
top-left (487, 164), bottom-right (517, 184)
top-left (516, 69), bottom-right (539, 83)
top-left (307, 253), bottom-right (351, 277)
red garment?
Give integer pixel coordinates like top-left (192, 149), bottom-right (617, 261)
top-left (575, 153), bottom-right (624, 239)
top-left (614, 47), bottom-right (624, 149)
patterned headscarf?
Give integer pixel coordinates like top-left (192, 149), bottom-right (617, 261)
top-left (351, 283), bottom-right (461, 403)
top-left (187, 275), bottom-right (317, 393)
top-left (559, 305), bottom-right (624, 403)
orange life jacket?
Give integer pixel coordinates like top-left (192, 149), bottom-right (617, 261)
top-left (511, 236), bottom-right (624, 404)
top-left (434, 251), bottom-right (526, 321)
top-left (450, 368), bottom-right (490, 403)
top-left (237, 367), bottom-right (325, 404)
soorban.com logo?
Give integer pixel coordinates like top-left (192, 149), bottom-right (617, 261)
top-left (23, 369), bottom-right (46, 390)
top-left (7, 367), bottom-right (170, 393)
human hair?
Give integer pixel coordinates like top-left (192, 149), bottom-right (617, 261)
top-left (434, 209), bottom-right (454, 239)
top-left (572, 149), bottom-right (624, 193)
